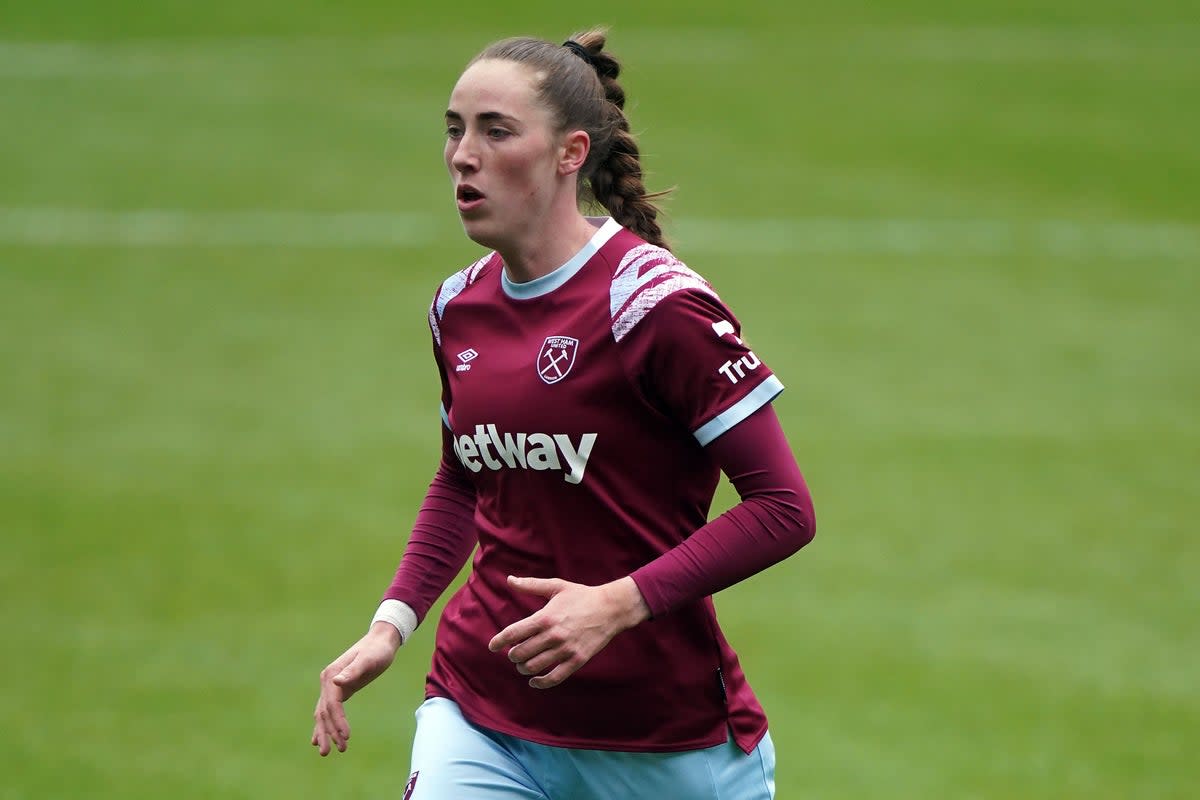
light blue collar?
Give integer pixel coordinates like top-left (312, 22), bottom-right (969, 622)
top-left (501, 217), bottom-right (622, 299)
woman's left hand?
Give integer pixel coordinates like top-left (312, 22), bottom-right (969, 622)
top-left (489, 575), bottom-right (651, 689)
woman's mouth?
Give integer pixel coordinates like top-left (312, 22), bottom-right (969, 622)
top-left (456, 185), bottom-right (485, 213)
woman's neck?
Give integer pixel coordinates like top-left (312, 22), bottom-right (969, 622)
top-left (498, 212), bottom-right (601, 284)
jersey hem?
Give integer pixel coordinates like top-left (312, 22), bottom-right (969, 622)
top-left (424, 686), bottom-right (764, 754)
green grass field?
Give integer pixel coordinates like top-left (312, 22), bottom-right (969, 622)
top-left (2, 1), bottom-right (1197, 797)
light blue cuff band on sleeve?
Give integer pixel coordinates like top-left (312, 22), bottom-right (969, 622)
top-left (693, 375), bottom-right (785, 446)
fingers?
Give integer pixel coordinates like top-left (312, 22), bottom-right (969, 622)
top-left (488, 611), bottom-right (564, 676)
top-left (315, 702), bottom-right (350, 753)
top-left (503, 631), bottom-right (559, 674)
top-left (515, 648), bottom-right (558, 677)
top-left (332, 659), bottom-right (359, 688)
top-left (324, 650), bottom-right (357, 686)
top-left (501, 629), bottom-right (586, 683)
top-left (528, 658), bottom-right (584, 690)
top-left (312, 722), bottom-right (334, 757)
top-left (313, 699), bottom-right (351, 755)
top-left (506, 575), bottom-right (567, 598)
top-left (491, 577), bottom-right (608, 689)
top-left (489, 576), bottom-right (571, 652)
top-left (489, 614), bottom-right (544, 653)
top-left (312, 650), bottom-right (358, 756)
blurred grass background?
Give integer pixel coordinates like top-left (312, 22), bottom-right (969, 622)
top-left (1, 1), bottom-right (1197, 797)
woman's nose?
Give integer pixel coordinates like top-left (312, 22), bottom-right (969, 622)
top-left (451, 134), bottom-right (480, 172)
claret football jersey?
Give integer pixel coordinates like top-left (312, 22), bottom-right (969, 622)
top-left (423, 217), bottom-right (784, 754)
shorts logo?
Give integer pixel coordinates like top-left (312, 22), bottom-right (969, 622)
top-left (403, 771), bottom-right (419, 800)
top-left (537, 336), bottom-right (579, 384)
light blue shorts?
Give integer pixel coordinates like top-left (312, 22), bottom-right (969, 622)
top-left (404, 697), bottom-right (775, 800)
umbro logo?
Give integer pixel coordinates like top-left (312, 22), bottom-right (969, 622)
top-left (456, 348), bottom-right (478, 372)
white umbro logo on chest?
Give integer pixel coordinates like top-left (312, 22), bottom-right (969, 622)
top-left (456, 348), bottom-right (478, 372)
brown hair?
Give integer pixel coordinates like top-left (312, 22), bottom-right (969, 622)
top-left (470, 28), bottom-right (670, 250)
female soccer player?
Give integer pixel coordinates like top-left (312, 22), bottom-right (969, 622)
top-left (311, 28), bottom-right (815, 800)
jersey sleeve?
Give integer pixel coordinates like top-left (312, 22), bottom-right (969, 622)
top-left (379, 291), bottom-right (478, 623)
top-left (617, 284), bottom-right (783, 445)
top-left (629, 403), bottom-right (815, 616)
top-left (428, 285), bottom-right (453, 419)
top-left (381, 425), bottom-right (478, 624)
top-left (427, 251), bottom-right (494, 422)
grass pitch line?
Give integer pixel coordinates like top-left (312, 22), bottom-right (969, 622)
top-left (0, 32), bottom-right (750, 77)
top-left (0, 207), bottom-right (1196, 260)
top-left (0, 208), bottom-right (436, 248)
top-left (2, 26), bottom-right (1193, 78)
top-left (673, 217), bottom-right (1200, 261)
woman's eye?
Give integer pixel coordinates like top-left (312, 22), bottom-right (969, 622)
top-left (446, 126), bottom-right (463, 139)
top-left (488, 128), bottom-right (511, 140)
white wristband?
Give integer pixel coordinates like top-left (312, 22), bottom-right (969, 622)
top-left (370, 599), bottom-right (418, 644)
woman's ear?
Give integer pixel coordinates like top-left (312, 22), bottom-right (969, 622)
top-left (558, 130), bottom-right (591, 176)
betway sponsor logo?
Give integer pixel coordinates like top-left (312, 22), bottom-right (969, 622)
top-left (452, 424), bottom-right (598, 485)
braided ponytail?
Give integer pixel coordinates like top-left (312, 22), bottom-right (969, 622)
top-left (569, 31), bottom-right (670, 250)
top-left (471, 28), bottom-right (671, 250)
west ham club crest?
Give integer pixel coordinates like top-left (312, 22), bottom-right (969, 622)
top-left (538, 336), bottom-right (579, 384)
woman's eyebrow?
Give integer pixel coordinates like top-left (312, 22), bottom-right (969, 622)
top-left (445, 109), bottom-right (520, 125)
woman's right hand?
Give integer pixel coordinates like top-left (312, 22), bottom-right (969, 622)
top-left (311, 622), bottom-right (402, 756)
